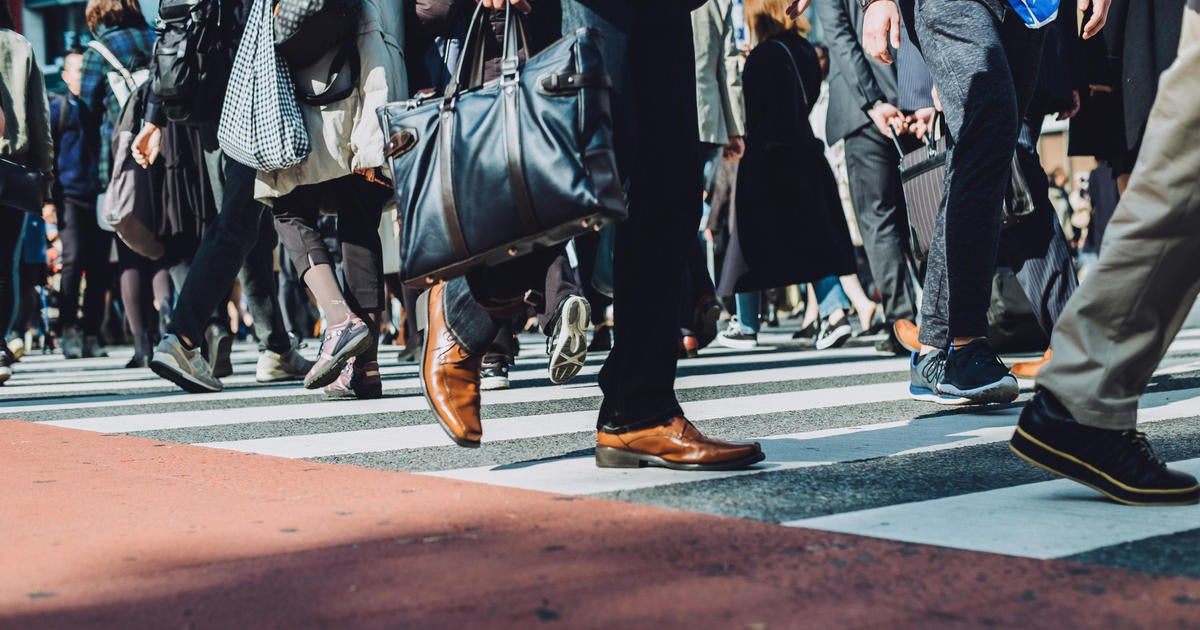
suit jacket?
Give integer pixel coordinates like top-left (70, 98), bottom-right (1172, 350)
top-left (692, 0), bottom-right (746, 144)
top-left (816, 0), bottom-right (900, 142)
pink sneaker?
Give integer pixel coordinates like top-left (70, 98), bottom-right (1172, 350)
top-left (304, 315), bottom-right (371, 389)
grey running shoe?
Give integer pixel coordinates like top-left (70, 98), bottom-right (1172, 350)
top-left (257, 337), bottom-right (315, 383)
top-left (305, 315), bottom-right (371, 389)
top-left (546, 295), bottom-right (590, 384)
top-left (205, 323), bottom-right (234, 378)
top-left (909, 350), bottom-right (969, 405)
top-left (61, 327), bottom-right (83, 359)
top-left (150, 333), bottom-right (223, 393)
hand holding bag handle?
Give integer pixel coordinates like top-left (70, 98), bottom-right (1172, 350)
top-left (436, 4), bottom-right (538, 261)
top-left (377, 4), bottom-right (626, 286)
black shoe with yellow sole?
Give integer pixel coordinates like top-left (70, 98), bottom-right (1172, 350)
top-left (1010, 390), bottom-right (1199, 506)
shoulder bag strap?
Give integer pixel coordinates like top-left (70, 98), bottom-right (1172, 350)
top-left (771, 38), bottom-right (809, 109)
top-left (87, 39), bottom-right (137, 92)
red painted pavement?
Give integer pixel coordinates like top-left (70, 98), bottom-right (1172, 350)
top-left (1, 419), bottom-right (1197, 628)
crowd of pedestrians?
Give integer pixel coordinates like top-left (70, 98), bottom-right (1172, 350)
top-left (1, 0), bottom-right (1197, 505)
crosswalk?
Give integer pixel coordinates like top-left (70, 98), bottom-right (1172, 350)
top-left (4, 328), bottom-right (1200, 574)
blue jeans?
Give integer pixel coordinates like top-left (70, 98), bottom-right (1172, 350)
top-left (734, 276), bottom-right (848, 334)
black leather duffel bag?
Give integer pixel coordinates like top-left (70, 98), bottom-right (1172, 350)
top-left (377, 5), bottom-right (626, 288)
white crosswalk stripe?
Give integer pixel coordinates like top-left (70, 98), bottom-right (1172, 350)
top-left (4, 333), bottom-right (1200, 567)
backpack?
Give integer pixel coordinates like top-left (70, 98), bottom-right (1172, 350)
top-left (153, 0), bottom-right (230, 124)
top-left (102, 82), bottom-right (166, 260)
top-left (86, 40), bottom-right (151, 109)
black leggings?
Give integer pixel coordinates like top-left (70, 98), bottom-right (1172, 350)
top-left (1, 211), bottom-right (24, 336)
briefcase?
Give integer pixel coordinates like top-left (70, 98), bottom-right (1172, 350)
top-left (894, 117), bottom-right (1035, 281)
top-left (377, 5), bottom-right (626, 288)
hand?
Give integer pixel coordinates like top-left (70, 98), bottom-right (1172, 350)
top-left (1088, 83), bottom-right (1113, 97)
top-left (475, 0), bottom-right (530, 13)
top-left (1057, 89), bottom-right (1081, 120)
top-left (131, 122), bottom-right (162, 168)
top-left (1079, 0), bottom-right (1111, 40)
top-left (722, 136), bottom-right (745, 162)
top-left (786, 0), bottom-right (811, 19)
top-left (867, 102), bottom-right (905, 138)
top-left (704, 228), bottom-right (715, 243)
top-left (862, 1), bottom-right (901, 65)
top-left (907, 107), bottom-right (937, 139)
top-left (42, 203), bottom-right (57, 224)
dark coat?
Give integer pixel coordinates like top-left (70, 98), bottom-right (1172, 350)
top-left (816, 0), bottom-right (900, 142)
top-left (717, 32), bottom-right (857, 297)
top-left (1068, 0), bottom-right (1184, 169)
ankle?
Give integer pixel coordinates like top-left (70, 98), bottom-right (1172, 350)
top-left (951, 336), bottom-right (985, 349)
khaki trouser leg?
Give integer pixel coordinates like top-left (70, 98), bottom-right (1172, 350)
top-left (1038, 1), bottom-right (1200, 430)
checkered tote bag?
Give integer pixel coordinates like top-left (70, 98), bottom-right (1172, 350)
top-left (217, 0), bottom-right (310, 171)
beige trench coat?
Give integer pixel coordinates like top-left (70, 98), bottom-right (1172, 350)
top-left (255, 0), bottom-right (407, 201)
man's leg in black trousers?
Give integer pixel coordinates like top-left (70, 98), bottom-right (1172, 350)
top-left (844, 127), bottom-right (917, 324)
top-left (591, 3), bottom-right (692, 430)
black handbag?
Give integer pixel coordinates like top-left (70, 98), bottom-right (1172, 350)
top-left (377, 5), bottom-right (626, 288)
top-left (893, 114), bottom-right (1035, 280)
top-left (0, 158), bottom-right (45, 216)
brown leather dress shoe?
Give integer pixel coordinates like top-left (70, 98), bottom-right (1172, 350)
top-left (418, 283), bottom-right (483, 448)
top-left (894, 319), bottom-right (921, 352)
top-left (596, 417), bottom-right (764, 471)
top-left (1011, 349), bottom-right (1052, 380)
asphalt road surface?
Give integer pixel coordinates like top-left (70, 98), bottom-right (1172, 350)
top-left (5, 324), bottom-right (1200, 584)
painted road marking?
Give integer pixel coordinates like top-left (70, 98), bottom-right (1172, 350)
top-left (784, 459), bottom-right (1200, 559)
top-left (426, 388), bottom-right (1200, 495)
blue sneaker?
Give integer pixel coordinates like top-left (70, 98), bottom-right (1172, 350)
top-left (909, 350), bottom-right (970, 405)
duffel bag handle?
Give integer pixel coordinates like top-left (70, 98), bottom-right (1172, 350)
top-left (444, 4), bottom-right (530, 106)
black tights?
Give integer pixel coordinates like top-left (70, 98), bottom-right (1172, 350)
top-left (116, 241), bottom-right (173, 341)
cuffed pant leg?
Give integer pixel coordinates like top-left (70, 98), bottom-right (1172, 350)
top-left (816, 276), bottom-right (850, 318)
top-left (441, 277), bottom-right (501, 357)
top-left (1039, 2), bottom-right (1200, 430)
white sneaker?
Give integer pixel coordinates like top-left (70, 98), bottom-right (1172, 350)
top-left (149, 333), bottom-right (223, 393)
top-left (257, 338), bottom-right (316, 383)
top-left (6, 335), bottom-right (25, 361)
top-left (546, 295), bottom-right (591, 384)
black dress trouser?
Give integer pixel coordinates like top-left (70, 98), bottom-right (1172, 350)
top-left (440, 1), bottom-right (700, 431)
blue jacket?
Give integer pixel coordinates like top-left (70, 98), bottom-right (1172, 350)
top-left (49, 92), bottom-right (101, 199)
